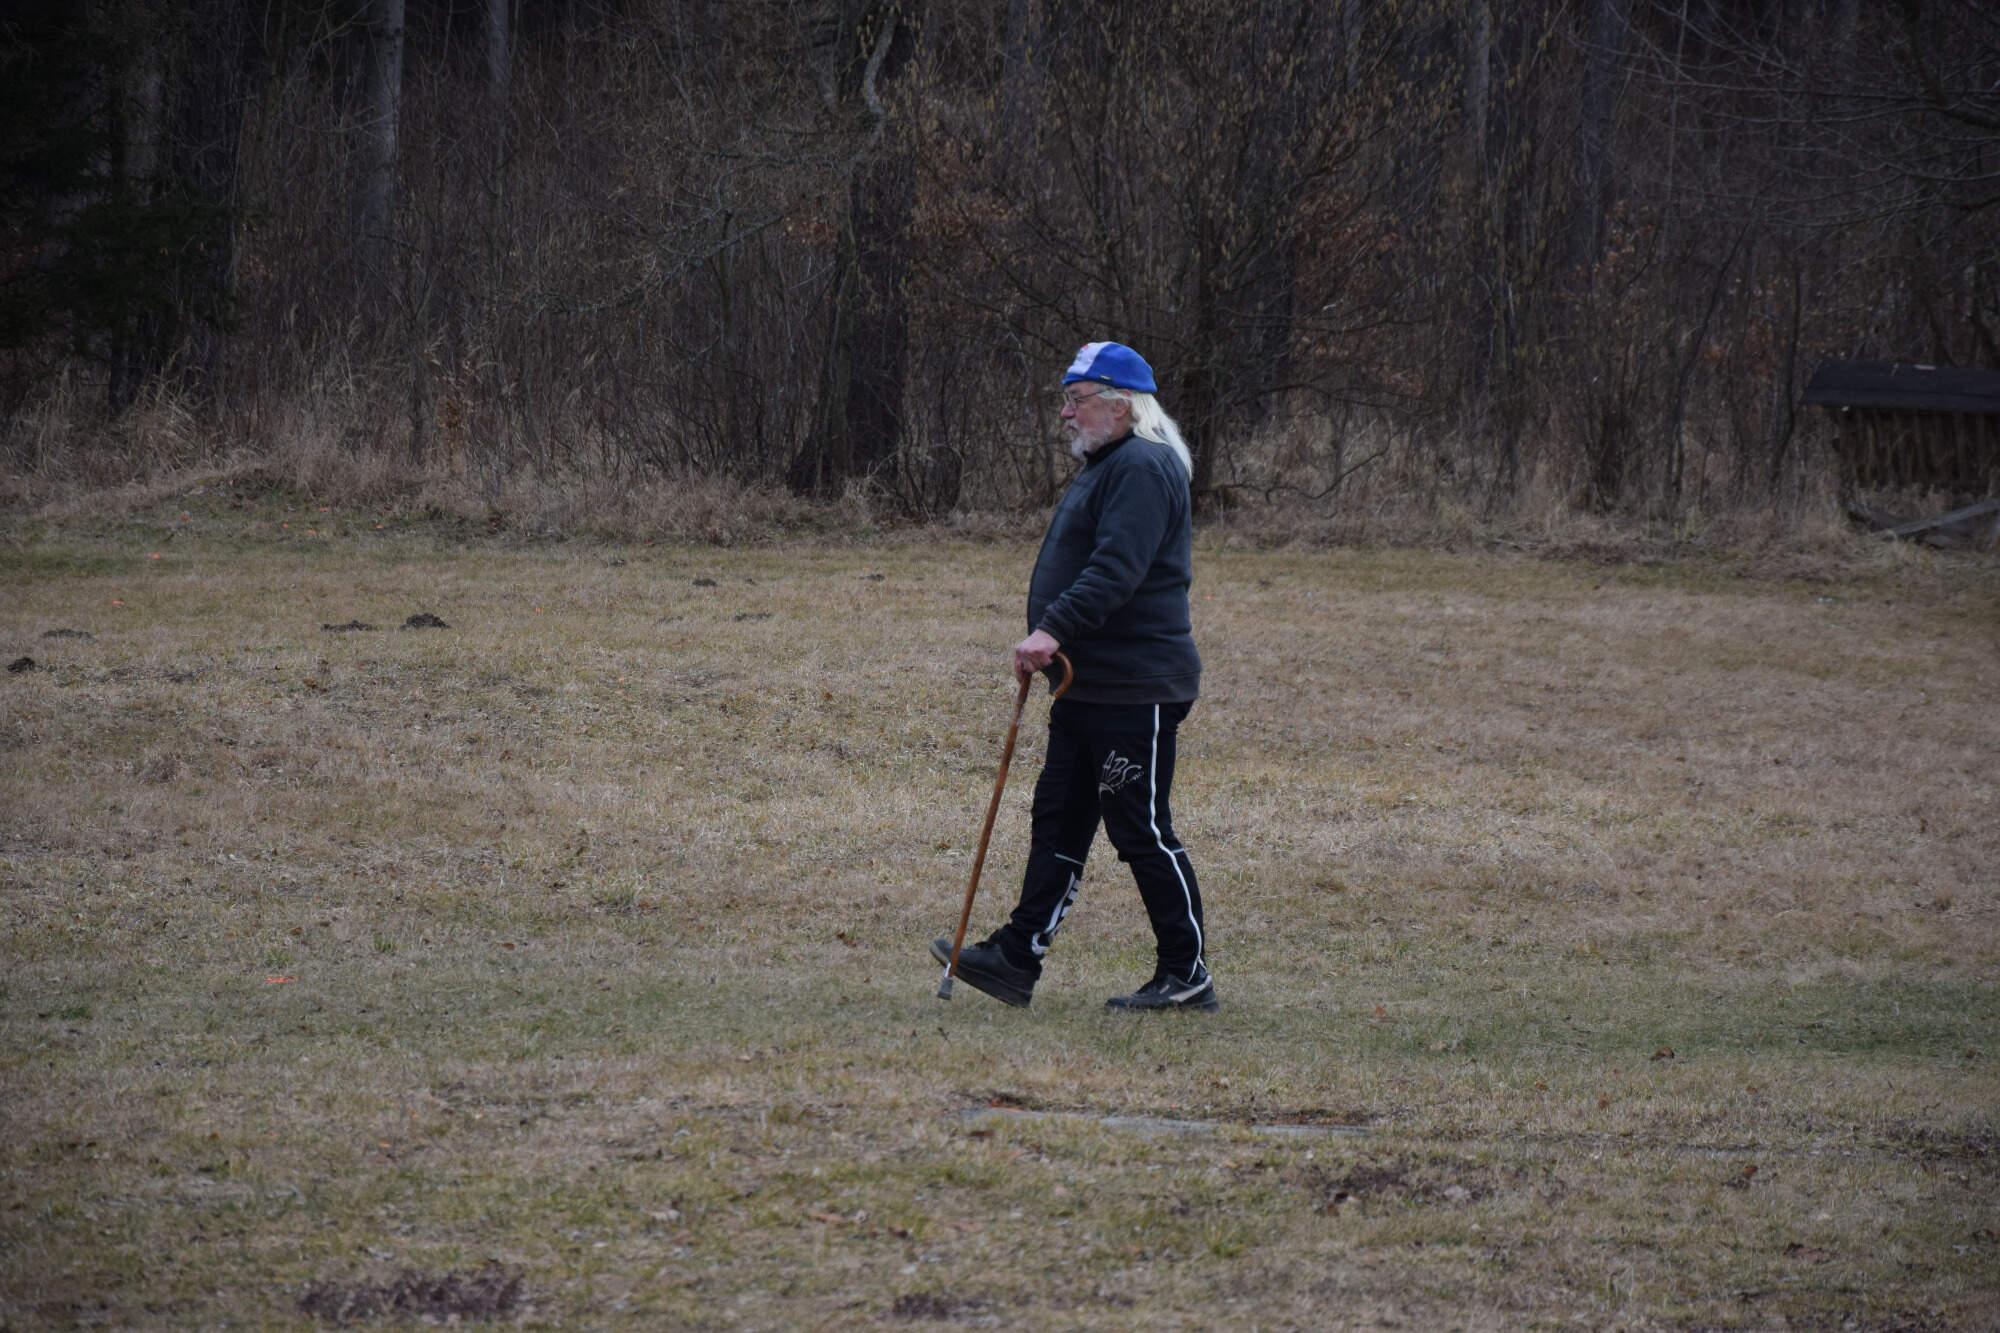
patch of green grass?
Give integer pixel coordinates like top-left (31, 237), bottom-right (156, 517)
top-left (0, 547), bottom-right (143, 580)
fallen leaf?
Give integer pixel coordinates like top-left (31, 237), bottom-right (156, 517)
top-left (1651, 1046), bottom-right (1675, 1061)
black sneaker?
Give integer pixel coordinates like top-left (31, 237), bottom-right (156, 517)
top-left (931, 935), bottom-right (1037, 1008)
top-left (1105, 963), bottom-right (1220, 1012)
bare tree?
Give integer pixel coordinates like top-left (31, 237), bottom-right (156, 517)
top-left (913, 0), bottom-right (1447, 502)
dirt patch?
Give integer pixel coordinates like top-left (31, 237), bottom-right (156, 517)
top-left (1298, 1155), bottom-right (1507, 1215)
top-left (959, 1105), bottom-right (1371, 1141)
top-left (1869, 1122), bottom-right (2000, 1174)
top-left (891, 1291), bottom-right (993, 1322)
top-left (298, 1264), bottom-right (527, 1324)
top-left (103, 665), bottom-right (205, 683)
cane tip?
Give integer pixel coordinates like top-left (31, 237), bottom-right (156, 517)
top-left (936, 977), bottom-right (954, 1000)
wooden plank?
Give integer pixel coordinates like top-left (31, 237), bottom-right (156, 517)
top-left (1876, 498), bottom-right (2000, 539)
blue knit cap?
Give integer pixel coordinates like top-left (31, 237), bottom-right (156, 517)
top-left (1063, 342), bottom-right (1156, 393)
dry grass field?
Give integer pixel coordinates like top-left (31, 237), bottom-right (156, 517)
top-left (2, 502), bottom-right (1996, 1330)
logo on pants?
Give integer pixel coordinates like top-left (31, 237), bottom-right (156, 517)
top-left (1099, 751), bottom-right (1146, 797)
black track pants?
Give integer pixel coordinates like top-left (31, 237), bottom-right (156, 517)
top-left (1001, 698), bottom-right (1205, 976)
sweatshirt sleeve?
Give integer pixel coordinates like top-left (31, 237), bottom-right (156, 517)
top-left (1034, 455), bottom-right (1176, 644)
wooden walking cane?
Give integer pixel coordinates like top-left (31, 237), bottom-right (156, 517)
top-left (938, 652), bottom-right (1073, 999)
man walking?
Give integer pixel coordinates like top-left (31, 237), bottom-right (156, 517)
top-left (932, 341), bottom-right (1214, 1011)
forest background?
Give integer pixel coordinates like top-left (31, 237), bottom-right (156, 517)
top-left (2, 0), bottom-right (1996, 536)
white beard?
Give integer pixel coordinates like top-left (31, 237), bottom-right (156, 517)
top-left (1066, 421), bottom-right (1118, 461)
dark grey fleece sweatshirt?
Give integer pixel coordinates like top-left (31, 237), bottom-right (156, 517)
top-left (1027, 432), bottom-right (1201, 705)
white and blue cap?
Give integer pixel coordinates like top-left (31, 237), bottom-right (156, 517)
top-left (1063, 341), bottom-right (1156, 393)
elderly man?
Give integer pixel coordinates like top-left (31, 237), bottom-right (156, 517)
top-left (931, 341), bottom-right (1214, 1011)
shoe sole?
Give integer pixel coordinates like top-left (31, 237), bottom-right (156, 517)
top-left (1105, 987), bottom-right (1220, 1013)
top-left (930, 939), bottom-right (1033, 1007)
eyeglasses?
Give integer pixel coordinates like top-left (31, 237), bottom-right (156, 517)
top-left (1055, 387), bottom-right (1112, 411)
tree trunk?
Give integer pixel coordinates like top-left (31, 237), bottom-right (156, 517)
top-left (793, 153), bottom-right (913, 497)
top-left (788, 0), bottom-right (917, 499)
top-left (167, 0), bottom-right (253, 398)
top-left (1573, 0), bottom-right (1628, 272)
top-left (101, 0), bottom-right (252, 409)
top-left (486, 0), bottom-right (510, 237)
top-left (1178, 270), bottom-right (1224, 500)
top-left (357, 0), bottom-right (404, 298)
top-left (106, 11), bottom-right (167, 411)
top-left (1464, 0), bottom-right (1491, 173)
top-left (476, 0), bottom-right (511, 467)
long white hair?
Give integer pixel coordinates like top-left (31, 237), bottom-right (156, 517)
top-left (1103, 389), bottom-right (1192, 481)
